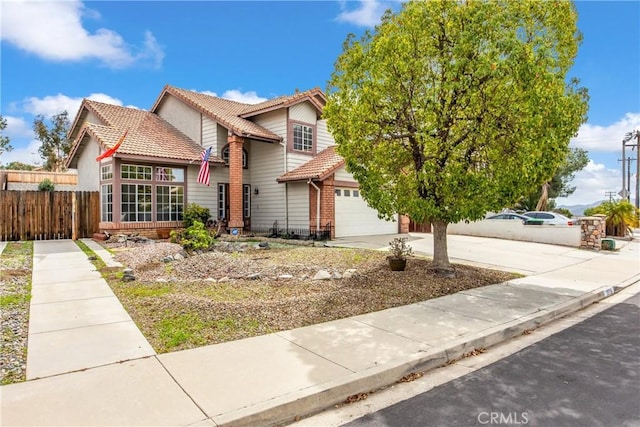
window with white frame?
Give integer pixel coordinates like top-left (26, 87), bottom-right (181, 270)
top-left (155, 167), bottom-right (184, 182)
top-left (121, 164), bottom-right (152, 180)
top-left (293, 123), bottom-right (313, 152)
top-left (156, 185), bottom-right (184, 221)
top-left (221, 145), bottom-right (248, 168)
top-left (218, 184), bottom-right (226, 220)
top-left (101, 184), bottom-right (112, 222)
top-left (121, 184), bottom-right (152, 222)
top-left (101, 164), bottom-right (113, 181)
top-left (243, 185), bottom-right (251, 218)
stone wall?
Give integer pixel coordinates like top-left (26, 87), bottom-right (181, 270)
top-left (579, 216), bottom-right (606, 250)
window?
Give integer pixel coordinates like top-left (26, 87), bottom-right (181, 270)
top-left (335, 189), bottom-right (341, 196)
top-left (344, 189), bottom-right (351, 197)
top-left (121, 184), bottom-right (152, 222)
top-left (353, 190), bottom-right (360, 198)
top-left (155, 167), bottom-right (184, 182)
top-left (121, 164), bottom-right (152, 180)
top-left (156, 186), bottom-right (184, 221)
top-left (221, 145), bottom-right (248, 168)
top-left (101, 184), bottom-right (112, 222)
top-left (293, 123), bottom-right (313, 152)
top-left (243, 185), bottom-right (251, 218)
top-left (218, 184), bottom-right (226, 220)
top-left (101, 165), bottom-right (112, 181)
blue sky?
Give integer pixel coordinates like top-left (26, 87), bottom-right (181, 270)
top-left (1, 0), bottom-right (638, 206)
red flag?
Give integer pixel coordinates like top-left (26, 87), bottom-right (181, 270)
top-left (96, 130), bottom-right (128, 161)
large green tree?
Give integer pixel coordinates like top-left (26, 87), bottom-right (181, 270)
top-left (33, 111), bottom-right (71, 172)
top-left (518, 147), bottom-right (589, 211)
top-left (0, 161), bottom-right (36, 170)
top-left (325, 0), bottom-right (589, 273)
top-left (0, 115), bottom-right (13, 159)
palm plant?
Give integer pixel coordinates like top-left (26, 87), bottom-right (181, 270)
top-left (586, 200), bottom-right (639, 237)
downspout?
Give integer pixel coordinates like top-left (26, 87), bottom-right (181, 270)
top-left (283, 141), bottom-right (288, 228)
top-left (308, 179), bottom-right (321, 231)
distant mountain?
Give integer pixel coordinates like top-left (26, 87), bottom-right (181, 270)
top-left (557, 200), bottom-right (606, 216)
top-left (558, 199), bottom-right (637, 216)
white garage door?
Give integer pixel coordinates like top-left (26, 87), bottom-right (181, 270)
top-left (334, 188), bottom-right (398, 237)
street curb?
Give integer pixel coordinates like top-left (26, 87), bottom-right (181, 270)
top-left (213, 285), bottom-right (625, 427)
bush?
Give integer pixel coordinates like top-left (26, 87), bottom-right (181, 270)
top-left (38, 179), bottom-right (55, 192)
top-left (183, 203), bottom-right (210, 228)
top-left (583, 200), bottom-right (639, 237)
top-left (173, 221), bottom-right (215, 252)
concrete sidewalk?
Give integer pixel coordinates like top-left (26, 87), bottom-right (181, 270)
top-left (1, 235), bottom-right (638, 427)
top-left (26, 240), bottom-right (154, 379)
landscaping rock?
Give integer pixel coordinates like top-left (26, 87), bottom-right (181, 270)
top-left (332, 271), bottom-right (343, 279)
top-left (246, 273), bottom-right (261, 280)
top-left (173, 253), bottom-right (185, 261)
top-left (162, 256), bottom-right (174, 263)
top-left (343, 269), bottom-right (358, 279)
top-left (204, 278), bottom-right (216, 282)
top-left (313, 270), bottom-right (332, 280)
top-left (278, 274), bottom-right (294, 280)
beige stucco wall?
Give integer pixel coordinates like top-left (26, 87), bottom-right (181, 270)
top-left (156, 96), bottom-right (202, 145)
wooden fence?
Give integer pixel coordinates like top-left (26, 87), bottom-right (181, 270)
top-left (0, 191), bottom-right (99, 241)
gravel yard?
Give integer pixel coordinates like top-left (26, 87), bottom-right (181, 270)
top-left (106, 239), bottom-right (519, 353)
top-left (0, 242), bottom-right (32, 385)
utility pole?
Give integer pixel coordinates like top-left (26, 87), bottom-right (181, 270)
top-left (622, 130), bottom-right (640, 209)
top-left (605, 191), bottom-right (616, 202)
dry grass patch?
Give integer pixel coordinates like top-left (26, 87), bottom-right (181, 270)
top-left (104, 242), bottom-right (519, 353)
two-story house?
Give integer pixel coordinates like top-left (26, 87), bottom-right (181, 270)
top-left (65, 85), bottom-right (402, 239)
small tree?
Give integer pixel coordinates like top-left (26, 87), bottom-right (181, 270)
top-left (0, 115), bottom-right (13, 160)
top-left (325, 0), bottom-right (588, 274)
top-left (33, 111), bottom-right (71, 172)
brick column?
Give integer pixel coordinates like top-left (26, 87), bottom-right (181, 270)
top-left (228, 134), bottom-right (244, 231)
top-left (308, 176), bottom-right (336, 239)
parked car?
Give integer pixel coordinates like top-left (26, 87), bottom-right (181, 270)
top-left (523, 211), bottom-right (574, 226)
top-left (486, 213), bottom-right (543, 225)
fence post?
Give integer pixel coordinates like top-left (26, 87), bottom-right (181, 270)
top-left (72, 191), bottom-right (77, 240)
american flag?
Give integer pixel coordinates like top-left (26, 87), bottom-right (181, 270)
top-left (197, 146), bottom-right (212, 186)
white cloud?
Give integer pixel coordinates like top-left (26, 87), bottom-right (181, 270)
top-left (555, 160), bottom-right (622, 206)
top-left (221, 90), bottom-right (267, 104)
top-left (0, 139), bottom-right (43, 167)
top-left (336, 0), bottom-right (390, 27)
top-left (196, 89), bottom-right (267, 104)
top-left (20, 93), bottom-right (124, 117)
top-left (0, 0), bottom-right (164, 69)
top-left (3, 116), bottom-right (32, 139)
top-left (571, 112), bottom-right (640, 153)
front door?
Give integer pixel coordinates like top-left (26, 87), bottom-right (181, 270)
top-left (217, 183), bottom-right (251, 229)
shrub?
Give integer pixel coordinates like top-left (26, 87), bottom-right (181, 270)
top-left (38, 179), bottom-right (55, 192)
top-left (584, 200), bottom-right (639, 237)
top-left (176, 220), bottom-right (215, 252)
top-left (183, 203), bottom-right (211, 228)
top-left (387, 237), bottom-right (413, 260)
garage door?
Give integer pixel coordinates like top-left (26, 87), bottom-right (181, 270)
top-left (334, 187), bottom-right (398, 237)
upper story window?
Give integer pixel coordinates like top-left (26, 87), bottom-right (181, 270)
top-left (293, 123), bottom-right (313, 152)
top-left (221, 145), bottom-right (248, 169)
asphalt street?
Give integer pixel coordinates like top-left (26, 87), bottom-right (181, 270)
top-left (345, 293), bottom-right (640, 427)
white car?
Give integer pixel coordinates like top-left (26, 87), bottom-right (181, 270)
top-left (523, 211), bottom-right (574, 226)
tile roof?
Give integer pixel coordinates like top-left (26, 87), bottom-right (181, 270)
top-left (153, 85), bottom-right (326, 142)
top-left (156, 86), bottom-right (282, 142)
top-left (66, 100), bottom-right (224, 167)
top-left (277, 146), bottom-right (345, 183)
top-left (239, 87), bottom-right (326, 117)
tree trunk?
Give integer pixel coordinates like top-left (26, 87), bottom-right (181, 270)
top-left (430, 219), bottom-right (453, 274)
